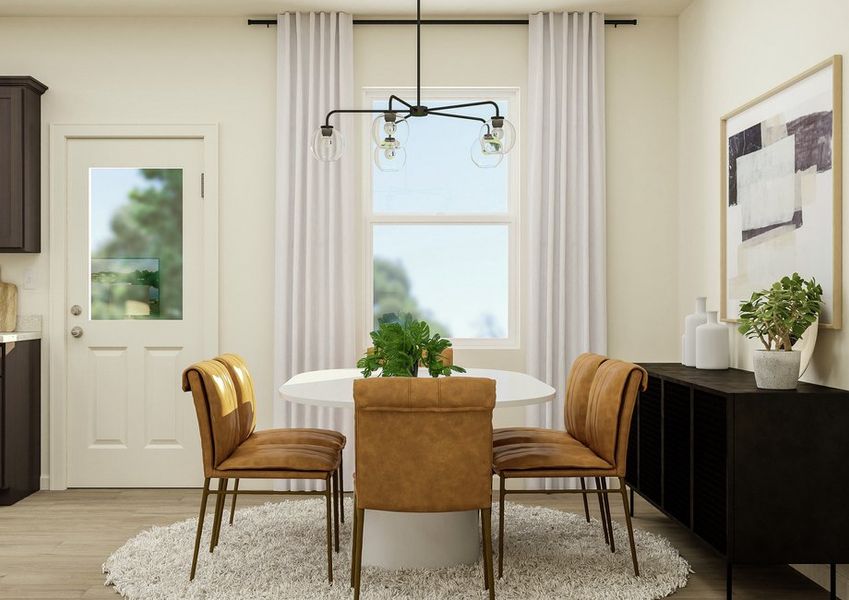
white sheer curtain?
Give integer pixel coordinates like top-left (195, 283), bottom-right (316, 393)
top-left (274, 12), bottom-right (357, 490)
top-left (524, 12), bottom-right (607, 489)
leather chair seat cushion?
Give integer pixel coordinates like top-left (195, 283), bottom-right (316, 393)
top-left (493, 427), bottom-right (582, 448)
top-left (492, 441), bottom-right (612, 472)
top-left (217, 443), bottom-right (340, 472)
top-left (242, 428), bottom-right (347, 449)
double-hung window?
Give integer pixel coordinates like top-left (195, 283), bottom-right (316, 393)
top-left (363, 87), bottom-right (520, 348)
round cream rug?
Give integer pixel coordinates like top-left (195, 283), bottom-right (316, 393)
top-left (103, 499), bottom-right (690, 599)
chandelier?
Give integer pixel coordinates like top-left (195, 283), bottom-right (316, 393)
top-left (310, 0), bottom-right (517, 171)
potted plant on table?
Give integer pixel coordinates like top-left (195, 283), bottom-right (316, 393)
top-left (737, 273), bottom-right (822, 390)
top-left (357, 313), bottom-right (466, 378)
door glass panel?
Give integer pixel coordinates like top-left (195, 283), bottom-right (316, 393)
top-left (89, 168), bottom-right (183, 320)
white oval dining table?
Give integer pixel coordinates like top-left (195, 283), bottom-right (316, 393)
top-left (279, 368), bottom-right (555, 569)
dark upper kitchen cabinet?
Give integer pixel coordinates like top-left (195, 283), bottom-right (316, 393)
top-left (0, 77), bottom-right (47, 253)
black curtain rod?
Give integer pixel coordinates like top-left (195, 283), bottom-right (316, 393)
top-left (247, 18), bottom-right (637, 27)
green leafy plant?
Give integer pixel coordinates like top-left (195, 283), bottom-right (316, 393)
top-left (737, 273), bottom-right (823, 351)
top-left (357, 313), bottom-right (467, 378)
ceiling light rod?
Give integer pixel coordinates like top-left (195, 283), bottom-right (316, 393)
top-left (310, 0), bottom-right (520, 169)
top-left (247, 18), bottom-right (638, 27)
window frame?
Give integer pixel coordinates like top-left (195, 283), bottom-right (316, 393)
top-left (361, 86), bottom-right (521, 350)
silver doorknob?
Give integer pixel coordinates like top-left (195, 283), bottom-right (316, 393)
top-left (70, 326), bottom-right (84, 338)
top-left (70, 305), bottom-right (82, 316)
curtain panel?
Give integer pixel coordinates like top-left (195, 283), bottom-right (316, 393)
top-left (524, 12), bottom-right (608, 489)
top-left (274, 12), bottom-right (357, 490)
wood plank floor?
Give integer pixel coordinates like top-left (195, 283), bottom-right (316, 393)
top-left (0, 489), bottom-right (829, 599)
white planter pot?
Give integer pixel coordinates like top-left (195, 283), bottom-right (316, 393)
top-left (695, 311), bottom-right (729, 370)
top-left (753, 350), bottom-right (801, 390)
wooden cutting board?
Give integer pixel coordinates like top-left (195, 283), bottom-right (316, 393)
top-left (0, 281), bottom-right (17, 331)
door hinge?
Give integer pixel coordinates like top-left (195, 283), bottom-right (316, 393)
top-left (201, 173), bottom-right (205, 198)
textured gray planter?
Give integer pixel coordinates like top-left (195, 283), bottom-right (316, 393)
top-left (753, 350), bottom-right (801, 389)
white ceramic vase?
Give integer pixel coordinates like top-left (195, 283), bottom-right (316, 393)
top-left (695, 311), bottom-right (729, 370)
top-left (753, 350), bottom-right (801, 389)
top-left (792, 318), bottom-right (819, 377)
top-left (683, 296), bottom-right (707, 367)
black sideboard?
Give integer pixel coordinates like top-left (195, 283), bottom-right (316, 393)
top-left (0, 339), bottom-right (40, 505)
top-left (629, 363), bottom-right (849, 599)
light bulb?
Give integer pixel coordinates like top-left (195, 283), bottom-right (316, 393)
top-left (489, 116), bottom-right (516, 153)
top-left (374, 142), bottom-right (406, 172)
top-left (470, 133), bottom-right (503, 168)
top-left (310, 126), bottom-right (345, 162)
top-left (372, 112), bottom-right (409, 146)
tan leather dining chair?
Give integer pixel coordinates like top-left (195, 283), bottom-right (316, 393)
top-left (182, 360), bottom-right (342, 583)
top-left (492, 359), bottom-right (648, 578)
top-left (351, 377), bottom-right (496, 600)
top-left (493, 353), bottom-right (609, 532)
top-left (214, 354), bottom-right (347, 535)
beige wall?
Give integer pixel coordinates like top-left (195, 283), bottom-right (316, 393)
top-left (678, 0), bottom-right (849, 592)
top-left (0, 16), bottom-right (679, 483)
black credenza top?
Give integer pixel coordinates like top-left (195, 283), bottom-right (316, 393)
top-left (638, 362), bottom-right (849, 397)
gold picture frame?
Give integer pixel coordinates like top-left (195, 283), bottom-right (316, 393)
top-left (720, 55), bottom-right (843, 329)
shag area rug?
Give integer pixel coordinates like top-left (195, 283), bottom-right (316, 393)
top-left (103, 499), bottom-right (690, 599)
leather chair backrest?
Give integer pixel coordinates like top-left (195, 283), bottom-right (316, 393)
top-left (353, 377), bottom-right (495, 513)
top-left (564, 353), bottom-right (608, 444)
top-left (181, 360), bottom-right (242, 473)
top-left (214, 353), bottom-right (257, 443)
top-left (584, 360), bottom-right (648, 473)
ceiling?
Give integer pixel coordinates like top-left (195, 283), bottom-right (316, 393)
top-left (0, 0), bottom-right (692, 18)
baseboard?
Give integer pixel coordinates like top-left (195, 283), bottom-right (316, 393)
top-left (793, 564), bottom-right (845, 599)
top-left (40, 474), bottom-right (49, 490)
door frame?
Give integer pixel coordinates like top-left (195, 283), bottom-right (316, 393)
top-left (48, 124), bottom-right (219, 490)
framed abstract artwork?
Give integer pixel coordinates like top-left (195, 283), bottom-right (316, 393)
top-left (721, 55), bottom-right (843, 328)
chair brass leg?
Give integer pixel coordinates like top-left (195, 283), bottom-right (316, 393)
top-left (619, 477), bottom-right (640, 576)
top-left (325, 476), bottom-right (334, 583)
top-left (580, 478), bottom-right (591, 522)
top-left (595, 477), bottom-right (609, 546)
top-left (228, 479), bottom-right (240, 525)
top-left (482, 507), bottom-right (495, 600)
top-left (481, 509), bottom-right (489, 591)
top-left (601, 478), bottom-right (615, 553)
top-left (498, 473), bottom-right (505, 579)
top-left (210, 478), bottom-right (227, 552)
top-left (353, 507), bottom-right (365, 600)
top-left (189, 478), bottom-right (211, 581)
top-left (339, 453), bottom-right (345, 524)
top-left (350, 495), bottom-right (358, 589)
top-left (332, 468), bottom-right (340, 553)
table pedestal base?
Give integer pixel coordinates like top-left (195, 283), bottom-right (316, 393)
top-left (361, 509), bottom-right (480, 568)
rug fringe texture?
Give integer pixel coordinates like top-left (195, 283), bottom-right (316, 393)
top-left (103, 499), bottom-right (690, 599)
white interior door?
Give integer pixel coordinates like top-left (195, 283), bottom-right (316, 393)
top-left (65, 136), bottom-right (211, 487)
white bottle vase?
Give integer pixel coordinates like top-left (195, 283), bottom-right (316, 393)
top-left (683, 296), bottom-right (707, 367)
top-left (695, 311), bottom-right (729, 370)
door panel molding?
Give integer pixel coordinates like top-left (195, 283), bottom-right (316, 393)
top-left (49, 124), bottom-right (219, 490)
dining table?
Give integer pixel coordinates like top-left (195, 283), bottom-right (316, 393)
top-left (279, 367), bottom-right (555, 569)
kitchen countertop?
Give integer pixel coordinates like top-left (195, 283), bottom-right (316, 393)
top-left (0, 331), bottom-right (41, 343)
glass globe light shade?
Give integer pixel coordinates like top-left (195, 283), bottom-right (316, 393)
top-left (310, 126), bottom-right (345, 162)
top-left (489, 117), bottom-right (516, 154)
top-left (371, 113), bottom-right (409, 146)
top-left (374, 140), bottom-right (406, 172)
top-left (470, 134), bottom-right (503, 168)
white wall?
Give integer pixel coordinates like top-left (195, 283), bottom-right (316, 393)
top-left (0, 15), bottom-right (679, 484)
top-left (678, 0), bottom-right (849, 593)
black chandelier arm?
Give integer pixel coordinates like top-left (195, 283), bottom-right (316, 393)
top-left (428, 110), bottom-right (491, 133)
top-left (323, 108), bottom-right (407, 127)
top-left (388, 94), bottom-right (414, 111)
top-left (431, 99), bottom-right (502, 117)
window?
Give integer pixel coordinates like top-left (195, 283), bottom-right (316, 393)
top-left (363, 88), bottom-right (520, 348)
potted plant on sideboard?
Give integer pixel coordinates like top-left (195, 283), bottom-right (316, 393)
top-left (738, 273), bottom-right (822, 390)
top-left (357, 313), bottom-right (466, 378)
